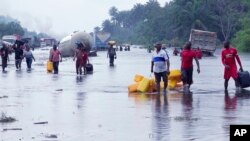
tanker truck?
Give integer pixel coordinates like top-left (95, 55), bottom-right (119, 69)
top-left (59, 31), bottom-right (94, 57)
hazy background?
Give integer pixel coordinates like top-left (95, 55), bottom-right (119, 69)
top-left (0, 0), bottom-right (170, 37)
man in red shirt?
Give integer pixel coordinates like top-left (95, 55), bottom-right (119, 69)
top-left (221, 41), bottom-right (243, 90)
top-left (181, 42), bottom-right (200, 92)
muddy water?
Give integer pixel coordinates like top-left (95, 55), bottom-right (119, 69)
top-left (0, 47), bottom-right (250, 141)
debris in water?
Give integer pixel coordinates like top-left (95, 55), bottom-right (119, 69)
top-left (56, 89), bottom-right (63, 91)
top-left (34, 121), bottom-right (48, 124)
top-left (0, 95), bottom-right (8, 99)
top-left (0, 113), bottom-right (16, 123)
top-left (45, 134), bottom-right (58, 138)
top-left (3, 128), bottom-right (22, 131)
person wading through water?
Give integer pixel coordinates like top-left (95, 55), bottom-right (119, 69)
top-left (13, 41), bottom-right (24, 71)
top-left (181, 42), bottom-right (200, 93)
top-left (24, 46), bottom-right (35, 71)
top-left (0, 43), bottom-right (9, 72)
top-left (107, 43), bottom-right (117, 66)
top-left (151, 42), bottom-right (170, 94)
top-left (73, 42), bottom-right (84, 75)
top-left (221, 41), bottom-right (243, 91)
top-left (50, 45), bottom-right (62, 74)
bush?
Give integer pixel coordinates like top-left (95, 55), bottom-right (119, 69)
top-left (233, 18), bottom-right (250, 52)
top-left (233, 29), bottom-right (250, 52)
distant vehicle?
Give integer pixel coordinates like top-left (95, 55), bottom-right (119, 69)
top-left (40, 38), bottom-right (57, 47)
top-left (189, 29), bottom-right (217, 56)
top-left (40, 42), bottom-right (46, 47)
top-left (2, 35), bottom-right (20, 45)
top-left (94, 32), bottom-right (111, 50)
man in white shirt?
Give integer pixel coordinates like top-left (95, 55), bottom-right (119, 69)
top-left (151, 42), bottom-right (170, 94)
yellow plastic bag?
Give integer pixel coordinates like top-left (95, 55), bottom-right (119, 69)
top-left (134, 74), bottom-right (144, 82)
top-left (137, 77), bottom-right (150, 92)
top-left (128, 83), bottom-right (139, 93)
top-left (47, 60), bottom-right (53, 73)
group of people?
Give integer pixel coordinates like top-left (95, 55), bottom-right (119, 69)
top-left (73, 42), bottom-right (89, 75)
top-left (0, 41), bottom-right (90, 75)
top-left (48, 43), bottom-right (89, 75)
top-left (0, 41), bottom-right (35, 72)
top-left (151, 41), bottom-right (243, 94)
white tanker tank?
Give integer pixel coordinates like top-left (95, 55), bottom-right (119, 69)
top-left (59, 31), bottom-right (94, 57)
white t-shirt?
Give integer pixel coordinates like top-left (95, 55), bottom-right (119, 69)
top-left (152, 49), bottom-right (169, 73)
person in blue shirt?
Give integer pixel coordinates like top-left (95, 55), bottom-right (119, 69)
top-left (151, 42), bottom-right (170, 94)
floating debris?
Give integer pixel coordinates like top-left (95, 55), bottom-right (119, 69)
top-left (2, 128), bottom-right (22, 131)
top-left (45, 134), bottom-right (58, 138)
top-left (34, 121), bottom-right (48, 124)
top-left (0, 95), bottom-right (8, 99)
top-left (56, 89), bottom-right (63, 91)
top-left (0, 113), bottom-right (16, 123)
top-left (174, 116), bottom-right (199, 121)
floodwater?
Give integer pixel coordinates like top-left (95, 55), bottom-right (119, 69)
top-left (0, 47), bottom-right (250, 141)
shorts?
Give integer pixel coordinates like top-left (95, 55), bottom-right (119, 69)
top-left (182, 67), bottom-right (193, 85)
top-left (154, 71), bottom-right (167, 83)
top-left (224, 66), bottom-right (238, 80)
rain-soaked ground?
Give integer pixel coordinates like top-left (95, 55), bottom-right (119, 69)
top-left (0, 47), bottom-right (250, 141)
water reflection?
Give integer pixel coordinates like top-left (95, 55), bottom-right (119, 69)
top-left (76, 92), bottom-right (86, 109)
top-left (128, 93), bottom-right (170, 141)
top-left (76, 76), bottom-right (84, 83)
top-left (152, 94), bottom-right (169, 141)
top-left (224, 89), bottom-right (250, 110)
top-left (224, 90), bottom-right (237, 110)
top-left (182, 93), bottom-right (193, 109)
top-left (236, 89), bottom-right (250, 98)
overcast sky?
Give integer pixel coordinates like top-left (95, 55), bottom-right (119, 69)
top-left (0, 0), bottom-right (170, 38)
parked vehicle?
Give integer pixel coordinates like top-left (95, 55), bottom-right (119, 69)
top-left (189, 29), bottom-right (217, 56)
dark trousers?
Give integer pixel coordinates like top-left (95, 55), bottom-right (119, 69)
top-left (1, 58), bottom-right (7, 70)
top-left (182, 67), bottom-right (193, 85)
top-left (15, 59), bottom-right (22, 69)
top-left (26, 58), bottom-right (32, 69)
top-left (53, 61), bottom-right (59, 74)
top-left (109, 56), bottom-right (114, 65)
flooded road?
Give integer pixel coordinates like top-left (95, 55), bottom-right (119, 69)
top-left (0, 47), bottom-right (250, 141)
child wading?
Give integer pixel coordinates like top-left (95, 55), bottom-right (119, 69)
top-left (24, 47), bottom-right (35, 71)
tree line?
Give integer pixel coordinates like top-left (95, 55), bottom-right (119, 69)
top-left (97, 0), bottom-right (250, 52)
top-left (0, 15), bottom-right (51, 47)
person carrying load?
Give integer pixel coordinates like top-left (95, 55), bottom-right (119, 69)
top-left (151, 42), bottom-right (170, 94)
top-left (107, 41), bottom-right (117, 66)
top-left (221, 41), bottom-right (243, 91)
top-left (50, 45), bottom-right (62, 74)
top-left (73, 42), bottom-right (84, 75)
